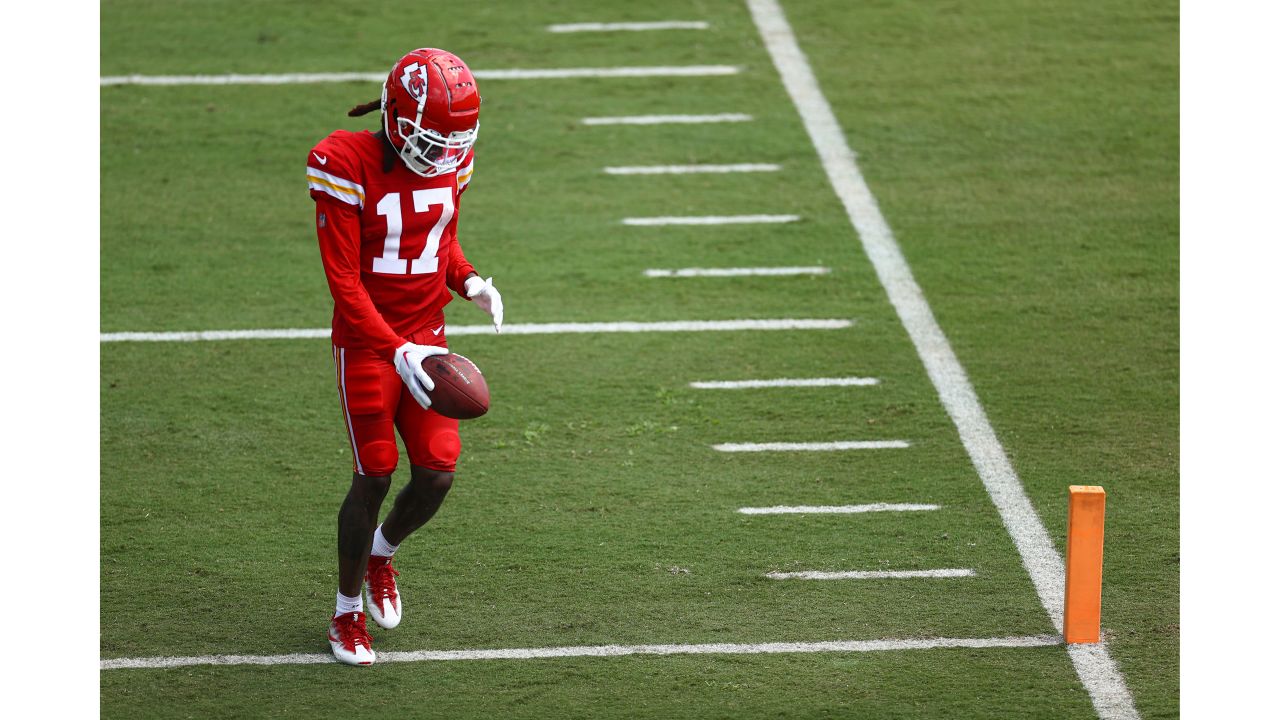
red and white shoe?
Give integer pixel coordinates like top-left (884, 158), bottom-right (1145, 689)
top-left (328, 611), bottom-right (375, 666)
top-left (365, 556), bottom-right (402, 630)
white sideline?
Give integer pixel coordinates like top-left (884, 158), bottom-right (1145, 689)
top-left (100, 66), bottom-right (741, 86)
top-left (100, 634), bottom-right (1061, 670)
top-left (766, 569), bottom-right (975, 580)
top-left (99, 318), bottom-right (854, 343)
top-left (548, 21), bottom-right (710, 33)
top-left (582, 113), bottom-right (753, 125)
top-left (745, 1), bottom-right (1138, 718)
top-left (606, 163), bottom-right (780, 175)
top-left (739, 503), bottom-right (939, 515)
top-left (647, 267), bottom-right (828, 278)
top-left (624, 214), bottom-right (799, 226)
top-left (713, 440), bottom-right (909, 452)
top-left (691, 376), bottom-right (873, 388)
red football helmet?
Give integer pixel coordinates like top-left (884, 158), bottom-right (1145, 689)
top-left (381, 48), bottom-right (480, 177)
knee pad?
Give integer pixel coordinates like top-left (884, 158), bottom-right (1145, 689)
top-left (358, 439), bottom-right (399, 477)
top-left (423, 430), bottom-right (461, 472)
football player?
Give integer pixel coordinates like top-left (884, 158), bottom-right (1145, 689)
top-left (307, 48), bottom-right (504, 666)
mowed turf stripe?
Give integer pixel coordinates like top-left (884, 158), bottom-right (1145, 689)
top-left (714, 440), bottom-right (909, 452)
top-left (766, 569), bottom-right (975, 580)
top-left (100, 318), bottom-right (854, 343)
top-left (691, 376), bottom-right (873, 388)
top-left (101, 634), bottom-right (1061, 670)
top-left (581, 113), bottom-right (753, 125)
top-left (100, 66), bottom-right (741, 86)
top-left (739, 503), bottom-right (938, 514)
top-left (744, 1), bottom-right (1138, 717)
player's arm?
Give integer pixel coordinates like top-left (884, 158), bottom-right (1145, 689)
top-left (446, 228), bottom-right (504, 334)
top-left (313, 195), bottom-right (445, 407)
top-left (446, 150), bottom-right (505, 332)
top-left (309, 149), bottom-right (444, 407)
top-left (312, 196), bottom-right (404, 358)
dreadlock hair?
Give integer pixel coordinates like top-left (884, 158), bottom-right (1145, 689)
top-left (347, 99), bottom-right (399, 173)
top-left (347, 100), bottom-right (380, 117)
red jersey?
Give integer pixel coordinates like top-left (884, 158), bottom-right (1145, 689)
top-left (307, 130), bottom-right (476, 360)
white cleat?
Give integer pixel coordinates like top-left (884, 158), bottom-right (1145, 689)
top-left (328, 612), bottom-right (375, 666)
top-left (365, 556), bottom-right (402, 630)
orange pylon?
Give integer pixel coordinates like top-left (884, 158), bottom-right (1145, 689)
top-left (1063, 486), bottom-right (1106, 643)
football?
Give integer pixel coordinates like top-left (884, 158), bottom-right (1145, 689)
top-left (421, 353), bottom-right (489, 419)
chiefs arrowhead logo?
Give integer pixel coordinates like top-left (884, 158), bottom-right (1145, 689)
top-left (400, 62), bottom-right (429, 102)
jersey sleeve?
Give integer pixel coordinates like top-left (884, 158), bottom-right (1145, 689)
top-left (307, 136), bottom-right (367, 209)
top-left (308, 139), bottom-right (403, 360)
top-left (444, 239), bottom-right (477, 298)
top-left (447, 147), bottom-right (479, 296)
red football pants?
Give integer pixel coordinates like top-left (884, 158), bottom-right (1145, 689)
top-left (331, 330), bottom-right (461, 476)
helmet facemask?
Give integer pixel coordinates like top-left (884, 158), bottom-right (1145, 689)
top-left (394, 115), bottom-right (478, 177)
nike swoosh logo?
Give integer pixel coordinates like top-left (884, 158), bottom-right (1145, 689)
top-left (313, 152), bottom-right (328, 165)
top-left (431, 325), bottom-right (445, 336)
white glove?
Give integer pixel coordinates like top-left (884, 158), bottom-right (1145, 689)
top-left (393, 341), bottom-right (449, 409)
top-left (464, 275), bottom-right (504, 333)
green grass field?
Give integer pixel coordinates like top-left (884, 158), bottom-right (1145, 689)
top-left (101, 0), bottom-right (1178, 717)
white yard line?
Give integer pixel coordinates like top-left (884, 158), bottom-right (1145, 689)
top-left (647, 267), bottom-right (828, 278)
top-left (691, 376), bottom-right (873, 388)
top-left (547, 21), bottom-right (710, 33)
top-left (713, 440), bottom-right (909, 452)
top-left (766, 569), bottom-right (975, 580)
top-left (102, 328), bottom-right (335, 343)
top-left (739, 503), bottom-right (939, 515)
top-left (744, 1), bottom-right (1138, 717)
top-left (100, 318), bottom-right (854, 343)
top-left (100, 634), bottom-right (1060, 670)
top-left (100, 66), bottom-right (741, 86)
top-left (582, 113), bottom-right (753, 125)
top-left (624, 214), bottom-right (799, 226)
top-left (606, 163), bottom-right (780, 175)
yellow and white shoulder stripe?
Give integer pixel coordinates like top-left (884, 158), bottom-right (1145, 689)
top-left (457, 159), bottom-right (475, 190)
top-left (307, 167), bottom-right (365, 208)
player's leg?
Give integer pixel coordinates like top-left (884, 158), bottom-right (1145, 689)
top-left (380, 465), bottom-right (455, 545)
top-left (336, 472), bottom-right (392, 598)
top-left (328, 345), bottom-right (402, 665)
top-left (362, 383), bottom-right (462, 630)
top-left (386, 398), bottom-right (460, 542)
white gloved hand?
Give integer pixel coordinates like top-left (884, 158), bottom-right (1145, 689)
top-left (393, 341), bottom-right (449, 409)
top-left (464, 275), bottom-right (504, 333)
